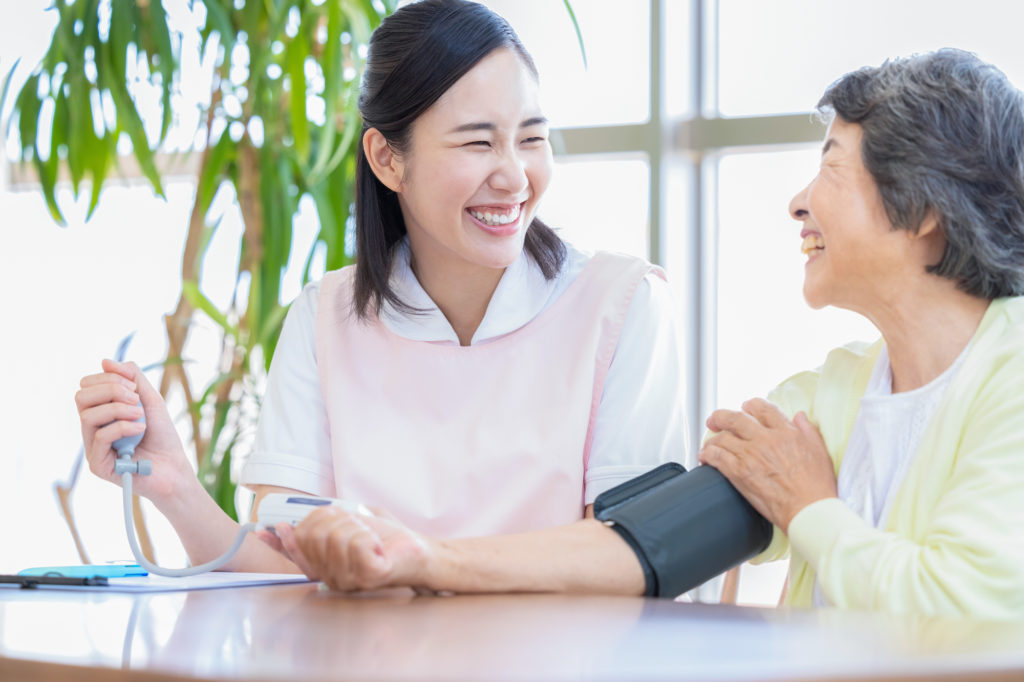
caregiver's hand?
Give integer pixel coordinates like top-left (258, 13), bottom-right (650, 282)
top-left (699, 398), bottom-right (837, 533)
top-left (277, 506), bottom-right (435, 592)
top-left (75, 359), bottom-right (199, 507)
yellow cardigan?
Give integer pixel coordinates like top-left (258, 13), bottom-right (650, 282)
top-left (758, 297), bottom-right (1024, 620)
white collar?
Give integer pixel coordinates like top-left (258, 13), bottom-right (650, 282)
top-left (378, 238), bottom-right (563, 345)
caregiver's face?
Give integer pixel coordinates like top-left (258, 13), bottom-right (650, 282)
top-left (789, 118), bottom-right (910, 313)
top-left (395, 48), bottom-right (552, 275)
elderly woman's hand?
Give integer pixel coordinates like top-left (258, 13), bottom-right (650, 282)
top-left (272, 506), bottom-right (437, 592)
top-left (699, 398), bottom-right (838, 533)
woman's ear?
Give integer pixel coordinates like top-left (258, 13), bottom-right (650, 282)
top-left (916, 210), bottom-right (941, 238)
top-left (914, 210), bottom-right (947, 267)
top-left (363, 128), bottom-right (404, 192)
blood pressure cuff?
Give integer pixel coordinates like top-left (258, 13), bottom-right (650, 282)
top-left (594, 462), bottom-right (773, 598)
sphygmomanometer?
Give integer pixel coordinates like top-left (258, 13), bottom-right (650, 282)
top-left (593, 462), bottom-right (774, 598)
top-left (110, 404), bottom-right (367, 577)
top-left (114, 406), bottom-right (771, 587)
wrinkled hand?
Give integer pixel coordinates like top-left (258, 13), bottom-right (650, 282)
top-left (75, 359), bottom-right (195, 505)
top-left (272, 507), bottom-right (435, 592)
top-left (699, 398), bottom-right (837, 533)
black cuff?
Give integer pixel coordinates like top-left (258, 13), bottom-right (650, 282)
top-left (594, 462), bottom-right (772, 599)
top-left (605, 520), bottom-right (658, 596)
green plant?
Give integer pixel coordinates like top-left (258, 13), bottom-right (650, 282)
top-left (5, 0), bottom-right (394, 528)
top-left (4, 0), bottom-right (585, 543)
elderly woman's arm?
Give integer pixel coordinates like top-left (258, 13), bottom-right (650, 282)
top-left (701, 366), bottom-right (1024, 620)
top-left (788, 384), bottom-right (1024, 618)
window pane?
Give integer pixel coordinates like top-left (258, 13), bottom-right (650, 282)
top-left (716, 0), bottom-right (1024, 116)
top-left (483, 0), bottom-right (651, 127)
top-left (715, 149), bottom-right (877, 414)
top-left (0, 183), bottom-right (196, 572)
top-left (714, 148), bottom-right (879, 606)
top-left (544, 155), bottom-right (649, 258)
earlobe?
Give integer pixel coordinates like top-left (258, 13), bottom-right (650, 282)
top-left (363, 128), bottom-right (404, 192)
top-left (915, 211), bottom-right (947, 266)
top-left (915, 210), bottom-right (941, 238)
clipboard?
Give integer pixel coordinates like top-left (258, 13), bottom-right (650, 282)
top-left (18, 563), bottom-right (148, 578)
top-left (0, 574), bottom-right (109, 588)
top-left (0, 572), bottom-right (313, 593)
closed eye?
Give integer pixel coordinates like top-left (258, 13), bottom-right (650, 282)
top-left (464, 140), bottom-right (491, 148)
top-left (522, 136), bottom-right (546, 144)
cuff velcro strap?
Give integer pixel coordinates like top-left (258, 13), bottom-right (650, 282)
top-left (594, 463), bottom-right (773, 598)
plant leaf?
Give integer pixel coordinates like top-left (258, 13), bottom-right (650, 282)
top-left (65, 72), bottom-right (86, 194)
top-left (286, 25), bottom-right (310, 160)
top-left (109, 0), bottom-right (132, 79)
top-left (312, 101), bottom-right (359, 182)
top-left (109, 76), bottom-right (165, 196)
top-left (33, 148), bottom-right (65, 225)
top-left (308, 180), bottom-right (336, 264)
top-left (146, 0), bottom-right (175, 141)
top-left (196, 129), bottom-right (235, 217)
top-left (14, 73), bottom-right (42, 159)
top-left (0, 59), bottom-right (21, 119)
top-left (213, 445), bottom-right (238, 521)
top-left (182, 280), bottom-right (238, 337)
top-left (562, 0), bottom-right (587, 70)
top-left (309, 0), bottom-right (341, 177)
top-left (86, 133), bottom-right (110, 220)
top-left (341, 0), bottom-right (373, 45)
top-left (200, 0), bottom-right (234, 49)
top-left (257, 301), bottom-right (289, 350)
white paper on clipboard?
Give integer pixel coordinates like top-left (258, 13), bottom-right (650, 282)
top-left (0, 572), bottom-right (313, 593)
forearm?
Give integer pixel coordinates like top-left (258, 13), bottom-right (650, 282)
top-left (788, 499), bottom-right (1023, 619)
top-left (423, 519), bottom-right (645, 595)
top-left (153, 478), bottom-right (299, 573)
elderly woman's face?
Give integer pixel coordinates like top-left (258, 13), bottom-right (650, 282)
top-left (789, 118), bottom-right (916, 314)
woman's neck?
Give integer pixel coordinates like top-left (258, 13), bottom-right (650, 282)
top-left (409, 251), bottom-right (505, 347)
top-left (864, 279), bottom-right (989, 393)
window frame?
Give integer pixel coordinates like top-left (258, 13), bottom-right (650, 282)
top-left (550, 0), bottom-right (824, 470)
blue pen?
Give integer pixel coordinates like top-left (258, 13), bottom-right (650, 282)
top-left (18, 564), bottom-right (148, 578)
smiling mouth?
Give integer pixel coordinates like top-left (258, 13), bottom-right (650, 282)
top-left (467, 203), bottom-right (523, 227)
top-left (801, 234), bottom-right (824, 256)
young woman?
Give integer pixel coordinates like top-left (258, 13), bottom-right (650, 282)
top-left (75, 0), bottom-right (683, 592)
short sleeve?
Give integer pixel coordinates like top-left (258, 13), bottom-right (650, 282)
top-left (584, 273), bottom-right (689, 504)
top-left (239, 282), bottom-right (336, 496)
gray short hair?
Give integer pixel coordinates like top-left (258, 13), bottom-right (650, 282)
top-left (818, 48), bottom-right (1024, 299)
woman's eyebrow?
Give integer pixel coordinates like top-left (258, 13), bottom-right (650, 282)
top-left (447, 116), bottom-right (549, 134)
top-left (821, 137), bottom-right (839, 155)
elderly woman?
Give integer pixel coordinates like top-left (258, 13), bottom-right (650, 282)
top-left (700, 48), bottom-right (1024, 619)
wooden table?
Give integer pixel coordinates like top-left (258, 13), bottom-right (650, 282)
top-left (1, 582), bottom-right (1022, 681)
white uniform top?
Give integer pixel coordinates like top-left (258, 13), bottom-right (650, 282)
top-left (240, 240), bottom-right (688, 506)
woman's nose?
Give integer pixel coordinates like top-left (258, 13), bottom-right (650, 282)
top-left (789, 181), bottom-right (811, 220)
top-left (490, 151), bottom-right (529, 195)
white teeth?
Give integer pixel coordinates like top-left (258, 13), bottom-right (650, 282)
top-left (801, 234), bottom-right (824, 255)
top-left (470, 205), bottom-right (520, 226)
